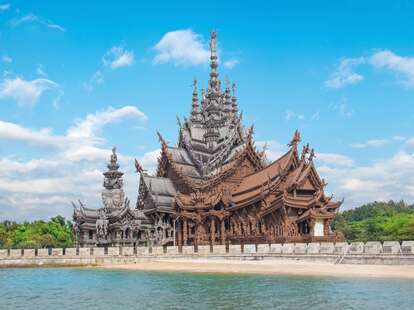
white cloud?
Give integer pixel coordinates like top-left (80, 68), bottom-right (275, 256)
top-left (67, 106), bottom-right (147, 142)
top-left (0, 77), bottom-right (60, 106)
top-left (285, 110), bottom-right (305, 121)
top-left (316, 153), bottom-right (354, 167)
top-left (369, 50), bottom-right (414, 88)
top-left (0, 105), bottom-right (148, 220)
top-left (318, 151), bottom-right (414, 209)
top-left (285, 110), bottom-right (321, 122)
top-left (223, 59), bottom-right (239, 69)
top-left (0, 3), bottom-right (10, 11)
top-left (2, 55), bottom-right (12, 63)
top-left (326, 50), bottom-right (414, 89)
top-left (10, 13), bottom-right (38, 26)
top-left (351, 139), bottom-right (390, 149)
top-left (83, 70), bottom-right (104, 92)
top-left (103, 46), bottom-right (134, 69)
top-left (153, 29), bottom-right (210, 66)
top-left (0, 121), bottom-right (61, 146)
top-left (325, 57), bottom-right (365, 88)
top-left (10, 13), bottom-right (65, 32)
top-left (47, 23), bottom-right (65, 32)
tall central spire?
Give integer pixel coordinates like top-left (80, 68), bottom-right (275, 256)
top-left (209, 31), bottom-right (219, 92)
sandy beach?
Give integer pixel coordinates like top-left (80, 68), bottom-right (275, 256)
top-left (100, 259), bottom-right (414, 279)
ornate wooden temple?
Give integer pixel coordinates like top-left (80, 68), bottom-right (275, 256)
top-left (73, 31), bottom-right (343, 248)
top-left (135, 31), bottom-right (344, 247)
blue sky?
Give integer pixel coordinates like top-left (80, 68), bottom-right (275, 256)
top-left (1, 1), bottom-right (414, 220)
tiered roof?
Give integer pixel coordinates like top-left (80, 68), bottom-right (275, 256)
top-left (136, 32), bottom-right (342, 221)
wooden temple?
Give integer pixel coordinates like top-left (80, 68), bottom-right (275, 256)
top-left (135, 31), bottom-right (344, 247)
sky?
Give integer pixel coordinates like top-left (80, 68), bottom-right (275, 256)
top-left (1, 0), bottom-right (414, 221)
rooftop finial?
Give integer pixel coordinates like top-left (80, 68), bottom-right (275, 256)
top-left (209, 31), bottom-right (219, 91)
top-left (288, 130), bottom-right (301, 148)
top-left (191, 79), bottom-right (200, 121)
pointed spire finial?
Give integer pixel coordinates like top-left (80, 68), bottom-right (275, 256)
top-left (208, 31), bottom-right (219, 92)
top-left (156, 131), bottom-right (167, 147)
top-left (134, 158), bottom-right (145, 174)
top-left (309, 148), bottom-right (315, 162)
top-left (288, 130), bottom-right (301, 148)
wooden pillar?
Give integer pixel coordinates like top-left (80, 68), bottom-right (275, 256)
top-left (177, 220), bottom-right (182, 246)
top-left (210, 218), bottom-right (215, 245)
top-left (183, 219), bottom-right (188, 246)
top-left (194, 223), bottom-right (199, 248)
top-left (221, 220), bottom-right (226, 245)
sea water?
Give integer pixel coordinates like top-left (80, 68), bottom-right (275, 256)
top-left (0, 268), bottom-right (413, 310)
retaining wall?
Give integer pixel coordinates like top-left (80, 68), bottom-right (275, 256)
top-left (1, 241), bottom-right (414, 267)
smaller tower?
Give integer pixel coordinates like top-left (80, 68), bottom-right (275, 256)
top-left (190, 79), bottom-right (201, 122)
top-left (102, 147), bottom-right (125, 210)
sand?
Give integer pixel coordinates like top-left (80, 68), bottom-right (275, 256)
top-left (100, 259), bottom-right (414, 279)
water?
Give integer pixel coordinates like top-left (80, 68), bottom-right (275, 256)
top-left (0, 268), bottom-right (413, 310)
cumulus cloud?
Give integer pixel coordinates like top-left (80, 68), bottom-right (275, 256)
top-left (67, 106), bottom-right (147, 142)
top-left (318, 151), bottom-right (414, 210)
top-left (0, 77), bottom-right (60, 106)
top-left (369, 50), bottom-right (414, 88)
top-left (153, 29), bottom-right (210, 66)
top-left (326, 50), bottom-right (414, 89)
top-left (0, 105), bottom-right (148, 220)
top-left (103, 46), bottom-right (134, 69)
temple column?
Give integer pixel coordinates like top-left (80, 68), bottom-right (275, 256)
top-left (221, 220), bottom-right (226, 245)
top-left (210, 218), bottom-right (215, 245)
top-left (177, 220), bottom-right (182, 246)
top-left (194, 224), bottom-right (199, 248)
top-left (183, 219), bottom-right (188, 246)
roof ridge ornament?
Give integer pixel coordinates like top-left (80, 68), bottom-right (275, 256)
top-left (288, 129), bottom-right (301, 148)
top-left (134, 158), bottom-right (145, 174)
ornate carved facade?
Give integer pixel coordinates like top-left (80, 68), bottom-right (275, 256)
top-left (135, 32), bottom-right (344, 247)
top-left (73, 32), bottom-right (343, 248)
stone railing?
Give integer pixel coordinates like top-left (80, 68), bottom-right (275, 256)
top-left (0, 241), bottom-right (413, 259)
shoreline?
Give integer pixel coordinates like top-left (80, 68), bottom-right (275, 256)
top-left (99, 259), bottom-right (414, 279)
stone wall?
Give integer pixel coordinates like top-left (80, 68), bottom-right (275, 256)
top-left (1, 241), bottom-right (414, 267)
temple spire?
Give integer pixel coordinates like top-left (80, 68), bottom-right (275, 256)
top-left (208, 31), bottom-right (219, 92)
top-left (191, 79), bottom-right (200, 121)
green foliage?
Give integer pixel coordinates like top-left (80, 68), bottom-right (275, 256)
top-left (0, 216), bottom-right (74, 249)
top-left (333, 200), bottom-right (414, 242)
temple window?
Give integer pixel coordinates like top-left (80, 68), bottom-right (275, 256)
top-left (88, 230), bottom-right (93, 240)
